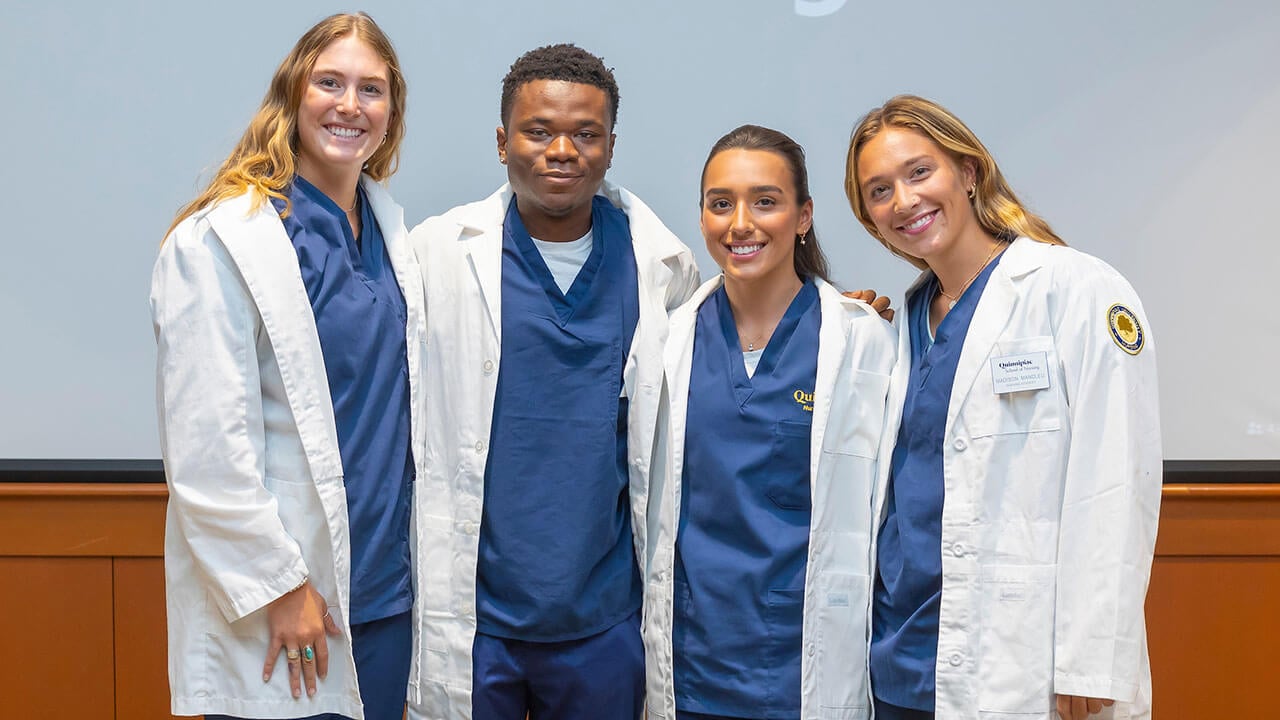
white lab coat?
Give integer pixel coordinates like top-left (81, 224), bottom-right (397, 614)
top-left (151, 178), bottom-right (425, 719)
top-left (405, 182), bottom-right (700, 720)
top-left (876, 238), bottom-right (1161, 719)
top-left (644, 276), bottom-right (897, 720)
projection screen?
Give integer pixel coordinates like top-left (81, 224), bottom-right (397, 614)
top-left (1, 0), bottom-right (1277, 462)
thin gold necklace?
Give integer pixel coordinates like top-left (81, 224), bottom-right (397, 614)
top-left (938, 241), bottom-right (1002, 309)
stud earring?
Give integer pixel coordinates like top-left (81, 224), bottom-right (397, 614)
top-left (967, 185), bottom-right (976, 199)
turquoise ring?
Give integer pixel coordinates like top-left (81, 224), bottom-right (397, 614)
top-left (302, 645), bottom-right (315, 663)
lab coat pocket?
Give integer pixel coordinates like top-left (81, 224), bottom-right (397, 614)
top-left (977, 564), bottom-right (1056, 714)
top-left (972, 336), bottom-right (1063, 438)
top-left (814, 572), bottom-right (871, 713)
top-left (822, 370), bottom-right (890, 459)
top-left (224, 601), bottom-right (268, 640)
top-left (768, 420), bottom-right (812, 511)
top-left (263, 473), bottom-right (326, 563)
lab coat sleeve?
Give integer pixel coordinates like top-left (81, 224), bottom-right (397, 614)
top-left (152, 220), bottom-right (309, 623)
top-left (1050, 260), bottom-right (1162, 701)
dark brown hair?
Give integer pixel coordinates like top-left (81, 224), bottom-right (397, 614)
top-left (701, 124), bottom-right (831, 283)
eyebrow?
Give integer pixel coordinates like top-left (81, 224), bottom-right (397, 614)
top-left (524, 117), bottom-right (606, 129)
top-left (859, 155), bottom-right (930, 189)
top-left (704, 185), bottom-right (786, 196)
top-left (311, 67), bottom-right (389, 84)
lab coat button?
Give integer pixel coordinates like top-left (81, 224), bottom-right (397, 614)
top-left (952, 543), bottom-right (965, 557)
top-left (463, 522), bottom-right (477, 535)
top-left (949, 653), bottom-right (963, 667)
top-left (482, 360), bottom-right (495, 374)
top-left (807, 644), bottom-right (816, 657)
top-left (952, 438), bottom-right (968, 452)
top-left (474, 440), bottom-right (485, 454)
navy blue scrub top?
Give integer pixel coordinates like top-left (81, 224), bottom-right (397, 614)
top-left (674, 281), bottom-right (820, 719)
top-left (870, 254), bottom-right (1003, 711)
top-left (476, 195), bottom-right (642, 642)
top-left (273, 176), bottom-right (414, 625)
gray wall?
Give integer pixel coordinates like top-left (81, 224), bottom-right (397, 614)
top-left (2, 0), bottom-right (1277, 460)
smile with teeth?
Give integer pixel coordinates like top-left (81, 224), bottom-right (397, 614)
top-left (730, 244), bottom-right (763, 255)
top-left (326, 125), bottom-right (364, 139)
top-left (900, 210), bottom-right (937, 233)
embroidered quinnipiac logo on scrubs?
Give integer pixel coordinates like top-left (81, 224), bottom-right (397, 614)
top-left (1107, 304), bottom-right (1144, 355)
top-left (793, 389), bottom-right (814, 412)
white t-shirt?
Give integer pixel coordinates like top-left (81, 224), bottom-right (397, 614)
top-left (531, 229), bottom-right (593, 295)
top-left (743, 348), bottom-right (765, 378)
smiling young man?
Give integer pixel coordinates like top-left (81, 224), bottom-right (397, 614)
top-left (405, 45), bottom-right (700, 720)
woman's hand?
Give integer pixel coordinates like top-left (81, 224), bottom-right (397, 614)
top-left (262, 580), bottom-right (342, 699)
top-left (1056, 693), bottom-right (1115, 719)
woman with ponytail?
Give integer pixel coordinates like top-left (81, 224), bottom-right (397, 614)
top-left (643, 125), bottom-right (896, 720)
top-left (846, 95), bottom-right (1161, 720)
top-left (151, 13), bottom-right (421, 719)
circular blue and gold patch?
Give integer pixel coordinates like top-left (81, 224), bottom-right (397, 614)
top-left (1107, 304), bottom-right (1144, 355)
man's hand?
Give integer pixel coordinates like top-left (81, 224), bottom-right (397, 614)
top-left (843, 288), bottom-right (894, 322)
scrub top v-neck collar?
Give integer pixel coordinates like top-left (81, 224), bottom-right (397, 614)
top-left (713, 280), bottom-right (819, 409)
top-left (505, 195), bottom-right (606, 326)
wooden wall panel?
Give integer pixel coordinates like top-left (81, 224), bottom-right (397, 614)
top-left (0, 483), bottom-right (166, 557)
top-left (1147, 556), bottom-right (1279, 719)
top-left (0, 557), bottom-right (115, 719)
top-left (1, 482), bottom-right (1277, 719)
top-left (1145, 485), bottom-right (1280, 718)
top-left (114, 557), bottom-right (186, 720)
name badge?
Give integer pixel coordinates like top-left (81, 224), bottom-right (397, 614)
top-left (990, 351), bottom-right (1050, 394)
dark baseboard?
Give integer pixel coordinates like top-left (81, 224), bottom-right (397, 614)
top-left (1, 458), bottom-right (1277, 484)
top-left (0, 459), bottom-right (164, 483)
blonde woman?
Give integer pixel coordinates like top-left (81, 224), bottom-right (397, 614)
top-left (151, 13), bottom-right (421, 719)
top-left (845, 95), bottom-right (1161, 720)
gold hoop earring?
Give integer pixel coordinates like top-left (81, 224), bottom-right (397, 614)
top-left (968, 185), bottom-right (976, 199)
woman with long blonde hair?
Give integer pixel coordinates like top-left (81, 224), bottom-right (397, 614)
top-left (846, 95), bottom-right (1161, 720)
top-left (151, 12), bottom-right (421, 719)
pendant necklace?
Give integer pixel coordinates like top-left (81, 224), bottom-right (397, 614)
top-left (937, 242), bottom-right (1002, 309)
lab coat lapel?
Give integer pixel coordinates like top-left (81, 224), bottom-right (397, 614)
top-left (811, 281), bottom-right (850, 495)
top-left (946, 239), bottom-right (1042, 426)
top-left (206, 194), bottom-right (342, 480)
top-left (872, 270), bottom-right (928, 529)
top-left (456, 187), bottom-right (511, 343)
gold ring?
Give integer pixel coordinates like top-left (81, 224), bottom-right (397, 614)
top-left (286, 648), bottom-right (300, 662)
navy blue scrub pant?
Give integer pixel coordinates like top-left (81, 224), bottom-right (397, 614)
top-left (872, 697), bottom-right (935, 720)
top-left (471, 612), bottom-right (644, 720)
top-left (208, 610), bottom-right (412, 720)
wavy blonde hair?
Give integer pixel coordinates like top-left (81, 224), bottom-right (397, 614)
top-left (844, 94), bottom-right (1063, 270)
top-left (164, 12), bottom-right (406, 241)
